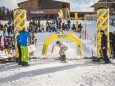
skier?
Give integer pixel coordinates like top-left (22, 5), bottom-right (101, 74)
top-left (100, 30), bottom-right (111, 64)
top-left (51, 41), bottom-right (68, 62)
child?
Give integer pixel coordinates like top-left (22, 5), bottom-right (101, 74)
top-left (29, 33), bottom-right (36, 59)
top-left (41, 24), bottom-right (45, 33)
top-left (0, 43), bottom-right (4, 51)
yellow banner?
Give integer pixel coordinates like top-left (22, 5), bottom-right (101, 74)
top-left (75, 12), bottom-right (78, 20)
top-left (75, 12), bottom-right (78, 31)
top-left (84, 17), bottom-right (86, 29)
top-left (13, 8), bottom-right (26, 33)
top-left (13, 8), bottom-right (27, 57)
top-left (58, 12), bottom-right (62, 17)
top-left (97, 8), bottom-right (110, 58)
top-left (59, 10), bottom-right (63, 17)
top-left (67, 8), bottom-right (70, 19)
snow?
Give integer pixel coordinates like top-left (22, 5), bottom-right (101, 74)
top-left (1, 60), bottom-right (115, 86)
top-left (0, 20), bottom-right (115, 86)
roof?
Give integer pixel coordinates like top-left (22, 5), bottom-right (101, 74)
top-left (18, 0), bottom-right (29, 6)
top-left (91, 0), bottom-right (115, 7)
top-left (18, 0), bottom-right (70, 6)
top-left (70, 12), bottom-right (96, 14)
top-left (54, 0), bottom-right (70, 4)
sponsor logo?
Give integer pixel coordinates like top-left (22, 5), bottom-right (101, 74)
top-left (57, 35), bottom-right (67, 38)
top-left (14, 10), bottom-right (21, 19)
top-left (97, 19), bottom-right (102, 26)
top-left (20, 20), bottom-right (25, 27)
top-left (97, 9), bottom-right (104, 18)
top-left (97, 27), bottom-right (102, 34)
top-left (20, 11), bottom-right (25, 18)
top-left (42, 45), bottom-right (46, 55)
top-left (103, 12), bottom-right (108, 18)
top-left (97, 36), bottom-right (100, 42)
top-left (103, 19), bottom-right (108, 26)
top-left (97, 45), bottom-right (101, 49)
top-left (15, 19), bottom-right (20, 27)
top-left (104, 27), bottom-right (108, 32)
top-left (14, 28), bottom-right (20, 33)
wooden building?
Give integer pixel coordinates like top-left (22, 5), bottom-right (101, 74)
top-left (18, 0), bottom-right (70, 19)
top-left (91, 0), bottom-right (115, 15)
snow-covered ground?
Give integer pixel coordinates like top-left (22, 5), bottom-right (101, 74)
top-left (0, 20), bottom-right (115, 86)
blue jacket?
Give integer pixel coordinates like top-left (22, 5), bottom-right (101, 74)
top-left (17, 31), bottom-right (31, 46)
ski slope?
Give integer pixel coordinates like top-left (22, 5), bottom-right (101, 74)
top-left (0, 20), bottom-right (115, 86)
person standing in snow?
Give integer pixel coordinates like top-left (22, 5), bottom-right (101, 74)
top-left (17, 28), bottom-right (31, 66)
top-left (112, 31), bottom-right (115, 58)
top-left (100, 30), bottom-right (111, 64)
top-left (78, 23), bottom-right (83, 32)
top-left (28, 32), bottom-right (36, 58)
top-left (67, 19), bottom-right (71, 29)
top-left (3, 24), bottom-right (7, 36)
top-left (51, 41), bottom-right (68, 62)
top-left (41, 24), bottom-right (45, 33)
top-left (16, 31), bottom-right (22, 65)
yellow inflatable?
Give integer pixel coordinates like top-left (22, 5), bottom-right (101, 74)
top-left (13, 8), bottom-right (26, 57)
top-left (75, 12), bottom-right (78, 31)
top-left (67, 8), bottom-right (70, 19)
top-left (42, 33), bottom-right (82, 56)
top-left (96, 7), bottom-right (110, 58)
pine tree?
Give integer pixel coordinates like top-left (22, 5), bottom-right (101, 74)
top-left (7, 9), bottom-right (11, 19)
top-left (0, 6), bottom-right (13, 20)
top-left (1, 6), bottom-right (6, 20)
top-left (0, 7), bottom-right (2, 19)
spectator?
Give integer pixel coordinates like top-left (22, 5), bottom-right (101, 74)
top-left (16, 32), bottom-right (22, 65)
top-left (78, 23), bottom-right (83, 32)
top-left (72, 24), bottom-right (76, 31)
top-left (41, 24), bottom-right (45, 33)
top-left (109, 32), bottom-right (114, 57)
top-left (100, 30), bottom-right (111, 64)
top-left (67, 19), bottom-right (71, 29)
top-left (17, 28), bottom-right (31, 66)
top-left (3, 36), bottom-right (8, 49)
top-left (112, 31), bottom-right (115, 58)
top-left (3, 24), bottom-right (7, 36)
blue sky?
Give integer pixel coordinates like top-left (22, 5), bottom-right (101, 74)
top-left (0, 0), bottom-right (99, 12)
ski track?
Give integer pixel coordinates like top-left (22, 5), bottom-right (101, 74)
top-left (0, 20), bottom-right (115, 86)
top-left (0, 59), bottom-right (115, 86)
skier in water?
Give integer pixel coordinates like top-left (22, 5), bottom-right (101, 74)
top-left (51, 41), bottom-right (68, 62)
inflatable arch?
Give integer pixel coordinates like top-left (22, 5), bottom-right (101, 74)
top-left (42, 33), bottom-right (82, 56)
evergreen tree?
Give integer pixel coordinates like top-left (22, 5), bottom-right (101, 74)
top-left (0, 7), bottom-right (2, 19)
top-left (0, 6), bottom-right (13, 20)
top-left (7, 9), bottom-right (11, 19)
